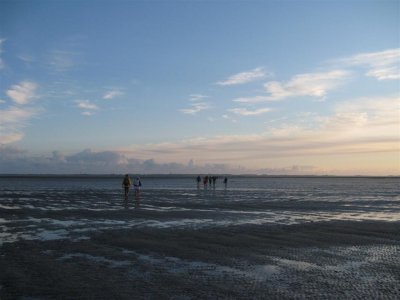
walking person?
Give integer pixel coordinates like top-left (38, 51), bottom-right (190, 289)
top-left (223, 176), bottom-right (228, 189)
top-left (196, 175), bottom-right (201, 189)
top-left (133, 176), bottom-right (142, 198)
top-left (203, 176), bottom-right (208, 188)
top-left (122, 174), bottom-right (132, 202)
top-left (212, 176), bottom-right (217, 188)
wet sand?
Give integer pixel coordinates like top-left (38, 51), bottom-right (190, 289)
top-left (1, 219), bottom-right (400, 299)
top-left (1, 184), bottom-right (400, 299)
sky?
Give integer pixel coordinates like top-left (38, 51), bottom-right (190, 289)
top-left (0, 0), bottom-right (399, 175)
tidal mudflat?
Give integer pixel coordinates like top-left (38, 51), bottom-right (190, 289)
top-left (1, 176), bottom-right (399, 299)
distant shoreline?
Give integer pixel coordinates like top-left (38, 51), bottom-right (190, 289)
top-left (0, 174), bottom-right (398, 179)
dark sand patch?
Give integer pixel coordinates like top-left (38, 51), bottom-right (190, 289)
top-left (1, 220), bottom-right (399, 299)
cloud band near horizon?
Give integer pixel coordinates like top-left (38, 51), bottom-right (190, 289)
top-left (2, 95), bottom-right (398, 175)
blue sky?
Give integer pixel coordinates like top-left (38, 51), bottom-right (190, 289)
top-left (0, 0), bottom-right (399, 174)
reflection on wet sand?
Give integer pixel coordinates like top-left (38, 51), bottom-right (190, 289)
top-left (1, 186), bottom-right (400, 244)
top-left (1, 176), bottom-right (400, 299)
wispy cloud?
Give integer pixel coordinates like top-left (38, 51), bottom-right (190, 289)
top-left (233, 96), bottom-right (272, 104)
top-left (6, 81), bottom-right (38, 105)
top-left (216, 67), bottom-right (267, 86)
top-left (0, 38), bottom-right (5, 69)
top-left (75, 100), bottom-right (98, 116)
top-left (48, 50), bottom-right (80, 72)
top-left (17, 53), bottom-right (35, 63)
top-left (0, 132), bottom-right (24, 144)
top-left (0, 106), bottom-right (37, 124)
top-left (1, 81), bottom-right (41, 144)
top-left (180, 102), bottom-right (210, 115)
top-left (2, 95), bottom-right (398, 174)
top-left (103, 90), bottom-right (124, 100)
top-left (222, 114), bottom-right (237, 123)
top-left (0, 106), bottom-right (39, 144)
top-left (180, 94), bottom-right (210, 115)
top-left (189, 94), bottom-right (208, 101)
top-left (317, 95), bottom-right (400, 138)
top-left (264, 70), bottom-right (351, 100)
top-left (338, 48), bottom-right (400, 80)
top-left (229, 107), bottom-right (271, 116)
top-left (75, 100), bottom-right (98, 110)
top-left (81, 111), bottom-right (95, 116)
top-left (232, 49), bottom-right (397, 104)
top-left (122, 95), bottom-right (399, 174)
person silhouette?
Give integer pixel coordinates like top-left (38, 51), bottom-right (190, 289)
top-left (196, 175), bottom-right (201, 189)
top-left (203, 176), bottom-right (208, 188)
top-left (133, 176), bottom-right (142, 197)
top-left (212, 176), bottom-right (217, 188)
top-left (122, 174), bottom-right (132, 201)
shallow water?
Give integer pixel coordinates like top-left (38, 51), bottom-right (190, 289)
top-left (1, 176), bottom-right (399, 243)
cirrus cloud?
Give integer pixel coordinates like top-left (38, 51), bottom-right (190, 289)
top-left (75, 100), bottom-right (98, 110)
top-left (75, 100), bottom-right (99, 116)
top-left (180, 94), bottom-right (211, 115)
top-left (121, 95), bottom-right (399, 175)
top-left (216, 67), bottom-right (267, 86)
top-left (0, 106), bottom-right (39, 145)
top-left (233, 96), bottom-right (273, 104)
top-left (189, 94), bottom-right (208, 101)
top-left (229, 107), bottom-right (272, 116)
top-left (47, 50), bottom-right (80, 72)
top-left (1, 95), bottom-right (398, 175)
top-left (0, 38), bottom-right (6, 69)
top-left (1, 81), bottom-right (41, 144)
top-left (180, 102), bottom-right (210, 115)
top-left (337, 48), bottom-right (400, 81)
top-left (230, 49), bottom-right (398, 105)
top-left (264, 70), bottom-right (351, 101)
top-left (103, 90), bottom-right (124, 100)
top-left (6, 81), bottom-right (38, 105)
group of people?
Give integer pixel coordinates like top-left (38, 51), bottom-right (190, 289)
top-left (122, 174), bottom-right (229, 202)
top-left (122, 174), bottom-right (141, 201)
top-left (196, 175), bottom-right (228, 189)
